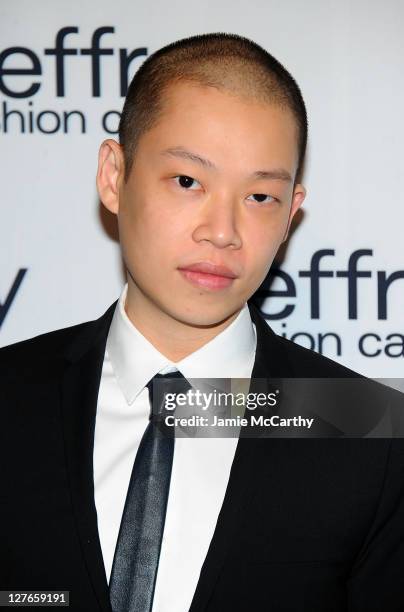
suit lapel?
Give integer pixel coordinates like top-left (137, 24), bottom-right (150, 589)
top-left (59, 302), bottom-right (117, 612)
top-left (189, 301), bottom-right (294, 611)
top-left (59, 298), bottom-right (293, 612)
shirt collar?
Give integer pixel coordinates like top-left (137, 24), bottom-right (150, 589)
top-left (107, 283), bottom-right (257, 405)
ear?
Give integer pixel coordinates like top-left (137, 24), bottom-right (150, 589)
top-left (96, 139), bottom-right (125, 215)
top-left (281, 183), bottom-right (306, 242)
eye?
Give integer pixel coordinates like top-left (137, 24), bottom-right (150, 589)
top-left (246, 193), bottom-right (277, 205)
top-left (173, 175), bottom-right (201, 190)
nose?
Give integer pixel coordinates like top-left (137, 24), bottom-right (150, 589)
top-left (191, 194), bottom-right (242, 249)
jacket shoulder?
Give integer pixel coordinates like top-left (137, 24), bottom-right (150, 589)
top-left (0, 321), bottom-right (91, 380)
top-left (276, 333), bottom-right (362, 378)
top-left (249, 301), bottom-right (361, 379)
top-left (0, 300), bottom-right (117, 382)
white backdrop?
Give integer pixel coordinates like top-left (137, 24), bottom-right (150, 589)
top-left (1, 0), bottom-right (403, 378)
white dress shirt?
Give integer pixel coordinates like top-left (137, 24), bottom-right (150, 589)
top-left (93, 283), bottom-right (257, 611)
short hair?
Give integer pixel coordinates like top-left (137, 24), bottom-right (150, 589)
top-left (119, 32), bottom-right (308, 183)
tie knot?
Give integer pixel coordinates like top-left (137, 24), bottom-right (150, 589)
top-left (146, 371), bottom-right (192, 420)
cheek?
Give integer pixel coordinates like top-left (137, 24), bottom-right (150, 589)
top-left (118, 196), bottom-right (182, 268)
top-left (245, 215), bottom-right (286, 257)
top-left (241, 216), bottom-right (288, 284)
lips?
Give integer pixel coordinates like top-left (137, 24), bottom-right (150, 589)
top-left (178, 262), bottom-right (238, 278)
top-left (177, 261), bottom-right (238, 290)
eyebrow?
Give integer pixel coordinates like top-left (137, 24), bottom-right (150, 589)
top-left (160, 146), bottom-right (293, 183)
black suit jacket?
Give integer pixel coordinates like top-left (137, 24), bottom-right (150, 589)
top-left (1, 300), bottom-right (404, 611)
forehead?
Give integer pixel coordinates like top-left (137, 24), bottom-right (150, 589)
top-left (137, 80), bottom-right (299, 175)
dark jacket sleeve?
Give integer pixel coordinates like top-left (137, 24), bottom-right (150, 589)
top-left (347, 435), bottom-right (404, 611)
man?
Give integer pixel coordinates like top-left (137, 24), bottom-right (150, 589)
top-left (1, 32), bottom-right (404, 612)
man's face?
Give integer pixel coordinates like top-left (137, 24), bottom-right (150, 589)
top-left (104, 81), bottom-right (305, 328)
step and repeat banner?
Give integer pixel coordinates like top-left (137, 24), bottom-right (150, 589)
top-left (1, 0), bottom-right (403, 378)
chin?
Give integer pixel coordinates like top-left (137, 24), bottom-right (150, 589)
top-left (168, 303), bottom-right (243, 329)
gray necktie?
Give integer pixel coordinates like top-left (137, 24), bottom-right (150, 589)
top-left (109, 371), bottom-right (190, 612)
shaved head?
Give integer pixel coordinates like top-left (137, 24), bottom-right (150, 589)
top-left (119, 33), bottom-right (308, 183)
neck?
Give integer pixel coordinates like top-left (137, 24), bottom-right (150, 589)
top-left (124, 282), bottom-right (241, 362)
